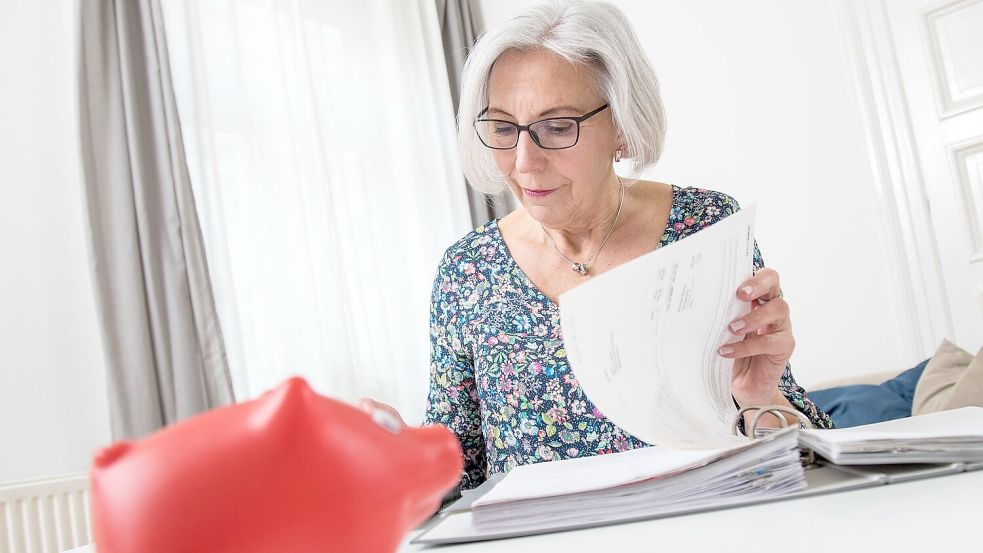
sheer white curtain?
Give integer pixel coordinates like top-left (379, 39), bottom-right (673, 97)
top-left (160, 0), bottom-right (471, 423)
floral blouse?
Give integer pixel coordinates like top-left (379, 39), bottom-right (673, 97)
top-left (423, 186), bottom-right (834, 491)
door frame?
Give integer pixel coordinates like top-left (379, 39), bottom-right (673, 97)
top-left (835, 0), bottom-right (957, 360)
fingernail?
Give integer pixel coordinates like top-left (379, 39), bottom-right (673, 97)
top-left (729, 320), bottom-right (746, 333)
top-left (740, 285), bottom-right (754, 297)
top-left (718, 345), bottom-right (734, 356)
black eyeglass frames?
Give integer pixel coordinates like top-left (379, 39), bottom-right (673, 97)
top-left (473, 103), bottom-right (610, 150)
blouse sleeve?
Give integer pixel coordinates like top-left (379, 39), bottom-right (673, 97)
top-left (422, 251), bottom-right (488, 490)
top-left (724, 196), bottom-right (835, 430)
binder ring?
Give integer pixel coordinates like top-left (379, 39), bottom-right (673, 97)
top-left (732, 405), bottom-right (814, 438)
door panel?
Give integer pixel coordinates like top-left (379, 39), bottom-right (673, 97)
top-left (885, 0), bottom-right (983, 351)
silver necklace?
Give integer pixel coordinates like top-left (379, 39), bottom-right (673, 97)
top-left (541, 183), bottom-right (625, 277)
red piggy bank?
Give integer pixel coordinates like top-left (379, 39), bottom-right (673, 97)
top-left (90, 377), bottom-right (462, 552)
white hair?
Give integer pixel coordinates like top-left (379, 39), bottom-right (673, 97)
top-left (457, 0), bottom-right (667, 195)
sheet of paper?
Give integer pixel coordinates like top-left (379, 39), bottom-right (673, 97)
top-left (800, 406), bottom-right (983, 445)
top-left (472, 441), bottom-right (730, 505)
top-left (798, 407), bottom-right (983, 463)
top-left (559, 205), bottom-right (757, 449)
top-left (470, 426), bottom-right (799, 508)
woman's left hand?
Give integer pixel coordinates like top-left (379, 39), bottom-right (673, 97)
top-left (718, 267), bottom-right (794, 408)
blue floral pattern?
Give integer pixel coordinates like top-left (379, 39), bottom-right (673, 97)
top-left (423, 186), bottom-right (833, 490)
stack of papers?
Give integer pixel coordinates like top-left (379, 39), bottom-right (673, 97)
top-left (799, 407), bottom-right (983, 465)
top-left (468, 428), bottom-right (804, 535)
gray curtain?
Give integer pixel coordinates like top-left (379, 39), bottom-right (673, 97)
top-left (78, 0), bottom-right (235, 440)
top-left (436, 0), bottom-right (515, 227)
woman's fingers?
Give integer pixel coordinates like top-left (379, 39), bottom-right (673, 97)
top-left (354, 397), bottom-right (378, 414)
top-left (354, 398), bottom-right (408, 428)
top-left (736, 267), bottom-right (782, 303)
top-left (728, 297), bottom-right (790, 336)
top-left (718, 330), bottom-right (795, 360)
top-left (726, 269), bottom-right (797, 404)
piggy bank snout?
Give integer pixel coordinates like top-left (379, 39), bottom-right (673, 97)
top-left (93, 441), bottom-right (133, 469)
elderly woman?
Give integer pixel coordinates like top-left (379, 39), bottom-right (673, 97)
top-left (361, 0), bottom-right (833, 491)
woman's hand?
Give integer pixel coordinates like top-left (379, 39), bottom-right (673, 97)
top-left (354, 398), bottom-right (408, 431)
top-left (717, 268), bottom-right (795, 413)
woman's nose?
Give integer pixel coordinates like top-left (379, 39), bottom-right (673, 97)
top-left (514, 131), bottom-right (545, 174)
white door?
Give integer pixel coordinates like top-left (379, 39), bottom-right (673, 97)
top-left (850, 0), bottom-right (983, 354)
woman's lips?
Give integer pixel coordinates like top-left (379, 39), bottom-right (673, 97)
top-left (522, 187), bottom-right (556, 198)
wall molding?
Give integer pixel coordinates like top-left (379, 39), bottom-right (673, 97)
top-left (923, 0), bottom-right (983, 118)
top-left (948, 134), bottom-right (983, 262)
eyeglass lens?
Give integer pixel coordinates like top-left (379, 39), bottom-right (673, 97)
top-left (475, 118), bottom-right (579, 149)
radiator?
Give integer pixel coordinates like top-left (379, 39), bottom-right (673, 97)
top-left (0, 473), bottom-right (91, 553)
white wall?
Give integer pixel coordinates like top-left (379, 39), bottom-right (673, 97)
top-left (0, 0), bottom-right (112, 483)
top-left (477, 0), bottom-right (919, 386)
top-left (0, 0), bottom-right (930, 486)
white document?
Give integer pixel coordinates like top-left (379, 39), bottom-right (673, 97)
top-left (468, 427), bottom-right (801, 519)
top-left (473, 439), bottom-right (734, 506)
top-left (413, 428), bottom-right (805, 545)
top-left (799, 406), bottom-right (983, 464)
top-left (559, 205), bottom-right (757, 449)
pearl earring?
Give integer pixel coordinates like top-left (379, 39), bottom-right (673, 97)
top-left (614, 148), bottom-right (623, 163)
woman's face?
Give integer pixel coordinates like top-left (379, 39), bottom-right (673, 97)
top-left (485, 48), bottom-right (621, 230)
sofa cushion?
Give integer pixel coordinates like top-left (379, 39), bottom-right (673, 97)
top-left (809, 360), bottom-right (927, 428)
top-left (912, 340), bottom-right (983, 415)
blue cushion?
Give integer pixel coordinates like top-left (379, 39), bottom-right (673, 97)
top-left (809, 359), bottom-right (929, 428)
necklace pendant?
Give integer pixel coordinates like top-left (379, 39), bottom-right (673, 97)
top-left (571, 262), bottom-right (589, 276)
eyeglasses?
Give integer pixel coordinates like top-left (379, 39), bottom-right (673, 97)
top-left (474, 103), bottom-right (610, 150)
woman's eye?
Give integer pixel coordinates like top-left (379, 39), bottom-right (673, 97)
top-left (493, 125), bottom-right (516, 136)
top-left (544, 122), bottom-right (574, 135)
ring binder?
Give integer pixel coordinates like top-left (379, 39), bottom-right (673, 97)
top-left (732, 405), bottom-right (815, 437)
top-left (416, 408), bottom-right (983, 546)
top-left (733, 405), bottom-right (818, 467)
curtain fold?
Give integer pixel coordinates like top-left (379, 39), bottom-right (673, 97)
top-left (78, 0), bottom-right (234, 440)
top-left (436, 0), bottom-right (515, 226)
top-left (158, 0), bottom-right (472, 424)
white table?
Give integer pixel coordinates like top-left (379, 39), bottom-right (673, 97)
top-left (65, 469), bottom-right (983, 552)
